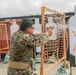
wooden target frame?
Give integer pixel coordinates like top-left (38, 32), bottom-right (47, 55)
top-left (0, 24), bottom-right (9, 53)
top-left (40, 7), bottom-right (66, 75)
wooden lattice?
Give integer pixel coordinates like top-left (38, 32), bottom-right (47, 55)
top-left (40, 7), bottom-right (67, 75)
top-left (58, 28), bottom-right (68, 58)
top-left (44, 27), bottom-right (68, 60)
top-left (0, 24), bottom-right (9, 53)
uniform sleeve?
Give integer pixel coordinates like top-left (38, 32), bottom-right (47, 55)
top-left (23, 34), bottom-right (49, 46)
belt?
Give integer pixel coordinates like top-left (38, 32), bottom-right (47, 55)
top-left (8, 60), bottom-right (30, 69)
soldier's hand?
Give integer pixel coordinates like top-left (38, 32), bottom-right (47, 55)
top-left (45, 28), bottom-right (53, 36)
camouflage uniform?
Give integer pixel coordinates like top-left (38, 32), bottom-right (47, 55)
top-left (7, 30), bottom-right (48, 75)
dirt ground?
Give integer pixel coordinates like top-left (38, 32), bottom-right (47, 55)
top-left (0, 61), bottom-right (73, 75)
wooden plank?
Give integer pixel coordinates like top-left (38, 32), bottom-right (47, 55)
top-left (44, 57), bottom-right (66, 74)
top-left (40, 7), bottom-right (45, 75)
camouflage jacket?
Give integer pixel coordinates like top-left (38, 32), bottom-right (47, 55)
top-left (10, 30), bottom-right (48, 62)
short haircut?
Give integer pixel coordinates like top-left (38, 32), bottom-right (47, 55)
top-left (20, 18), bottom-right (33, 31)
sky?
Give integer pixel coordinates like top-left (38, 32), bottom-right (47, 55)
top-left (0, 0), bottom-right (76, 18)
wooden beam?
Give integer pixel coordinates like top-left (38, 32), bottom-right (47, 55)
top-left (40, 7), bottom-right (45, 75)
top-left (44, 57), bottom-right (66, 74)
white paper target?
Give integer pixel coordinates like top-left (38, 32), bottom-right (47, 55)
top-left (10, 22), bottom-right (19, 36)
top-left (34, 19), bottom-right (41, 52)
top-left (69, 10), bottom-right (76, 57)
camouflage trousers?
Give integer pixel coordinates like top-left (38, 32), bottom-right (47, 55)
top-left (7, 66), bottom-right (33, 75)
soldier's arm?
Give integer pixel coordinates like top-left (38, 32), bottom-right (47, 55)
top-left (23, 34), bottom-right (49, 46)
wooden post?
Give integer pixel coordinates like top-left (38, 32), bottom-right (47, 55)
top-left (62, 15), bottom-right (66, 69)
top-left (70, 66), bottom-right (72, 75)
top-left (40, 7), bottom-right (45, 75)
top-left (70, 57), bottom-right (72, 75)
top-left (5, 24), bottom-right (9, 49)
top-left (0, 54), bottom-right (1, 61)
